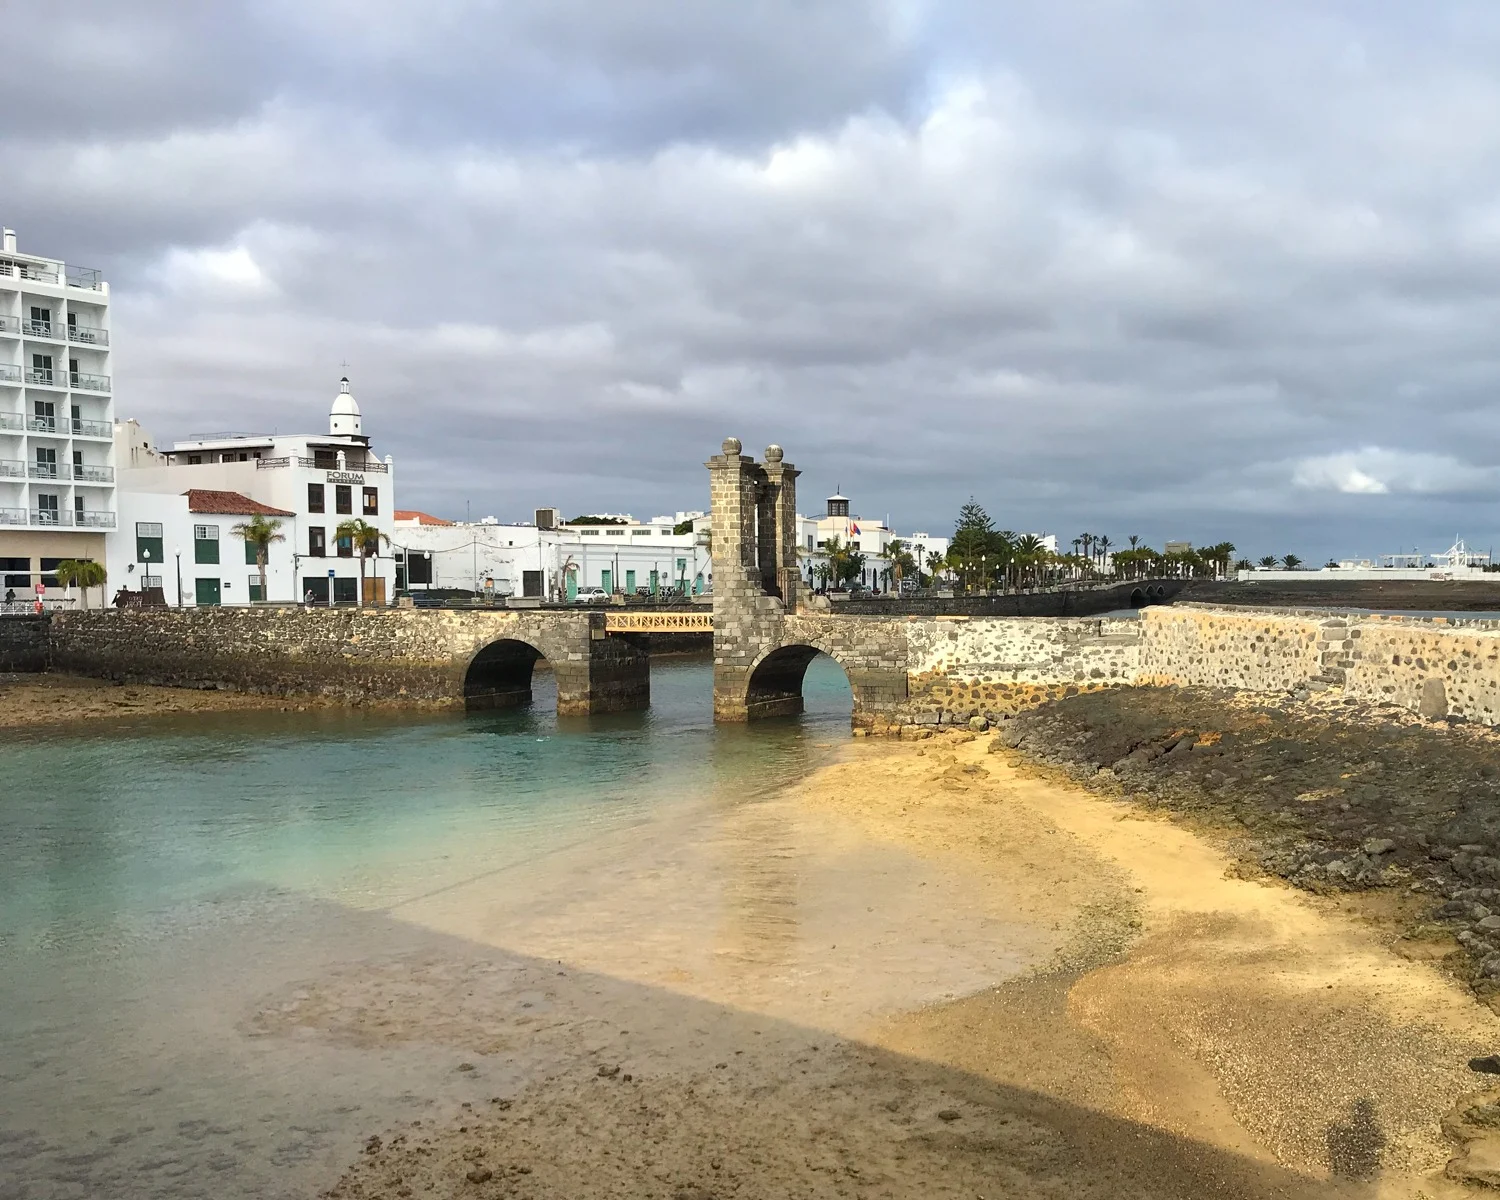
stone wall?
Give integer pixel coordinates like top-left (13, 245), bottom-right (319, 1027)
top-left (1135, 606), bottom-right (1336, 692)
top-left (1342, 616), bottom-right (1500, 724)
top-left (45, 607), bottom-right (646, 714)
top-left (0, 616), bottom-right (50, 672)
top-left (895, 616), bottom-right (1141, 727)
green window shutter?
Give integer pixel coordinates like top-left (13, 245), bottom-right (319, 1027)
top-left (244, 539), bottom-right (259, 565)
top-left (195, 539), bottom-right (219, 565)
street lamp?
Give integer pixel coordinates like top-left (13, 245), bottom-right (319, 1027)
top-left (173, 546), bottom-right (183, 608)
top-left (140, 545), bottom-right (153, 604)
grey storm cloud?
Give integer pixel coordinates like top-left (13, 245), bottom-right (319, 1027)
top-left (4, 0), bottom-right (1500, 562)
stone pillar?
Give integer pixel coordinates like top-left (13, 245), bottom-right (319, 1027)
top-left (709, 437), bottom-right (791, 721)
top-left (762, 444), bottom-right (800, 612)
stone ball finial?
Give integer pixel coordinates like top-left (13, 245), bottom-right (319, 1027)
top-left (722, 436), bottom-right (742, 456)
top-left (764, 444), bottom-right (783, 463)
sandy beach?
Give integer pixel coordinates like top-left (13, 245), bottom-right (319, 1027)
top-left (306, 727), bottom-right (1500, 1198)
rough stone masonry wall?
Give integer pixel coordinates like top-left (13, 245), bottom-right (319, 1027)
top-left (46, 607), bottom-right (608, 709)
top-left (0, 616), bottom-right (50, 672)
top-left (894, 615), bottom-right (1142, 726)
top-left (1342, 615), bottom-right (1500, 724)
top-left (1135, 605), bottom-right (1335, 693)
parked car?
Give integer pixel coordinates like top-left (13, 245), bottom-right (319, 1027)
top-left (573, 587), bottom-right (609, 603)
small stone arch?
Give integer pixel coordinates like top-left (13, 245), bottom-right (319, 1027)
top-left (462, 636), bottom-right (553, 711)
top-left (1129, 587), bottom-right (1146, 608)
top-left (743, 642), bottom-right (852, 720)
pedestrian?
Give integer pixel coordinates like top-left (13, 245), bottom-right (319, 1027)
top-left (3, 587), bottom-right (13, 604)
top-left (304, 588), bottom-right (315, 608)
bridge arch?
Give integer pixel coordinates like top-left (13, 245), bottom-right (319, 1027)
top-left (742, 640), bottom-right (883, 721)
top-left (462, 636), bottom-right (553, 711)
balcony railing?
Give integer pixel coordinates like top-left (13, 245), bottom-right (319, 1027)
top-left (0, 316), bottom-right (17, 335)
top-left (24, 368), bottom-right (56, 387)
top-left (255, 456), bottom-right (291, 469)
top-left (0, 507), bottom-right (24, 526)
top-left (23, 319), bottom-right (54, 338)
top-left (0, 260), bottom-right (61, 285)
top-left (0, 459), bottom-right (23, 478)
top-left (0, 365), bottom-right (21, 385)
top-left (67, 267), bottom-right (104, 291)
top-left (26, 416), bottom-right (60, 433)
top-left (70, 371), bottom-right (110, 392)
top-left (0, 412), bottom-right (21, 431)
top-left (28, 462), bottom-right (69, 480)
top-left (67, 324), bottom-right (108, 346)
top-left (73, 463), bottom-right (113, 483)
top-left (297, 456), bottom-right (390, 474)
top-left (29, 509), bottom-right (70, 527)
top-left (71, 418), bottom-right (111, 438)
top-left (75, 510), bottom-right (115, 528)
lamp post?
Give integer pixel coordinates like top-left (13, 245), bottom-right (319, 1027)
top-left (140, 545), bottom-right (152, 604)
top-left (173, 546), bottom-right (182, 608)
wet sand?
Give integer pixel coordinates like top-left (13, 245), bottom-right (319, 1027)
top-left (0, 672), bottom-right (329, 728)
top-left (313, 732), bottom-right (1500, 1198)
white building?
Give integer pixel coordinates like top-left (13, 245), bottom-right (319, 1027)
top-left (392, 510), bottom-right (710, 600)
top-left (113, 377), bottom-right (396, 604)
top-left (798, 490), bottom-right (950, 590)
top-left (0, 225), bottom-right (115, 602)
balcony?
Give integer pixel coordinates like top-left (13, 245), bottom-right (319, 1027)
top-left (24, 368), bottom-right (57, 387)
top-left (0, 507), bottom-right (25, 526)
top-left (23, 319), bottom-right (54, 339)
top-left (67, 324), bottom-right (109, 346)
top-left (73, 463), bottom-right (114, 483)
top-left (66, 267), bottom-right (104, 292)
top-left (0, 459), bottom-right (22, 479)
top-left (0, 412), bottom-right (21, 431)
top-left (75, 510), bottom-right (115, 529)
top-left (71, 418), bottom-right (111, 438)
top-left (255, 456), bottom-right (291, 469)
top-left (0, 316), bottom-right (17, 335)
top-left (26, 416), bottom-right (61, 434)
top-left (28, 461), bottom-right (69, 480)
top-left (70, 371), bottom-right (110, 393)
top-left (29, 509), bottom-right (71, 528)
top-left (0, 365), bottom-right (20, 385)
top-left (297, 455), bottom-right (390, 474)
top-left (0, 260), bottom-right (61, 285)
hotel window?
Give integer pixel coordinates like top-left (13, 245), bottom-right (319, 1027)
top-left (2, 556), bottom-right (31, 588)
top-left (363, 487), bottom-right (378, 516)
top-left (580, 529), bottom-right (599, 536)
top-left (39, 558), bottom-right (63, 588)
top-left (135, 522), bottom-right (164, 564)
top-left (307, 483), bottom-right (325, 513)
top-left (308, 526), bottom-right (326, 558)
top-left (187, 455), bottom-right (202, 465)
top-left (335, 485), bottom-right (352, 515)
top-left (193, 524), bottom-right (220, 565)
top-left (606, 529), bottom-right (625, 536)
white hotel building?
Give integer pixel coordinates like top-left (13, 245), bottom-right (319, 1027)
top-left (114, 379), bottom-right (396, 605)
top-left (0, 226), bottom-right (115, 598)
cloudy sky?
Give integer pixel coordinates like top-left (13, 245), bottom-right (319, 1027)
top-left (7, 1), bottom-right (1500, 562)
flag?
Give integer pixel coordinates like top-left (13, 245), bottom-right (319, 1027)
top-left (850, 521), bottom-right (861, 536)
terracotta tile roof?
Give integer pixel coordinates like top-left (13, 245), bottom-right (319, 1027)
top-left (184, 489), bottom-right (295, 517)
top-left (395, 509), bottom-right (454, 525)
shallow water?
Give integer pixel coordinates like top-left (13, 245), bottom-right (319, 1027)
top-left (0, 656), bottom-right (1039, 1199)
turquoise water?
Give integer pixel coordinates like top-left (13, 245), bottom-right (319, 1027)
top-left (0, 655), bottom-right (854, 1199)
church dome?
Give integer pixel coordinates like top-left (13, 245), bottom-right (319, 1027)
top-left (330, 375), bottom-right (362, 435)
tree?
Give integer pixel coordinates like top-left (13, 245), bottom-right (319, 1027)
top-left (925, 550), bottom-right (946, 584)
top-left (885, 538), bottom-right (917, 594)
top-left (334, 518), bottom-right (391, 606)
top-left (820, 535), bottom-right (865, 588)
top-left (1258, 555), bottom-right (1278, 569)
top-left (1282, 553), bottom-right (1303, 570)
top-left (1128, 534), bottom-right (1140, 551)
top-left (54, 559), bottom-right (106, 609)
top-left (951, 499), bottom-right (996, 592)
top-left (1097, 534), bottom-right (1113, 575)
top-left (232, 514), bottom-right (286, 603)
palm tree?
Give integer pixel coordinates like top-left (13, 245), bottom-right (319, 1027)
top-left (925, 550), bottom-right (945, 584)
top-left (54, 559), bottom-right (107, 609)
top-left (1096, 535), bottom-right (1113, 575)
top-left (1282, 553), bottom-right (1303, 570)
top-left (334, 518), bottom-right (390, 606)
top-left (1258, 555), bottom-right (1277, 569)
top-left (232, 514), bottom-right (286, 603)
top-left (1128, 534), bottom-right (1140, 551)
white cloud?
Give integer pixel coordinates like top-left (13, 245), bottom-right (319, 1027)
top-left (1291, 448), bottom-right (1493, 495)
top-left (152, 244), bottom-right (272, 294)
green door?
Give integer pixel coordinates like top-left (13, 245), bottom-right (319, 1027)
top-left (566, 570), bottom-right (578, 601)
top-left (601, 569), bottom-right (612, 595)
top-left (195, 578), bottom-right (221, 606)
top-left (649, 569), bottom-right (658, 595)
top-left (625, 569), bottom-right (636, 593)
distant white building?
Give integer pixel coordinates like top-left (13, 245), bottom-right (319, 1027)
top-left (392, 510), bottom-right (710, 600)
top-left (797, 490), bottom-right (950, 590)
top-left (0, 225), bottom-right (116, 604)
top-left (113, 377), bottom-right (396, 604)
top-left (1240, 540), bottom-right (1494, 584)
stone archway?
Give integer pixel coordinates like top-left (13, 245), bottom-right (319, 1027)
top-left (742, 644), bottom-right (841, 719)
top-left (463, 637), bottom-right (551, 711)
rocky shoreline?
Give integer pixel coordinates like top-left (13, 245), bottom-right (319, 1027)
top-left (996, 685), bottom-right (1500, 997)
